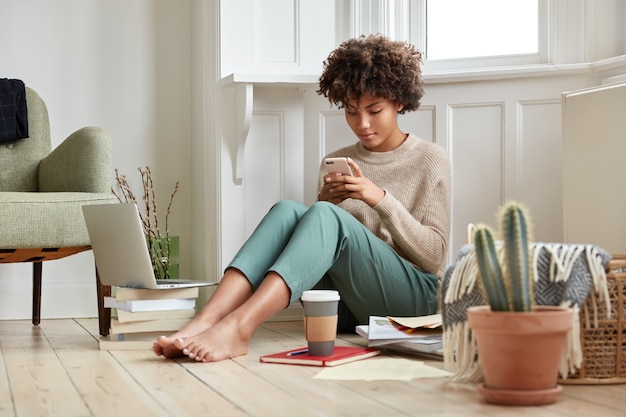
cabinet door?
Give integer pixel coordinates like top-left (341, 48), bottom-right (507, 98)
top-left (562, 83), bottom-right (626, 253)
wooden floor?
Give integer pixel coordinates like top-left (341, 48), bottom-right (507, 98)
top-left (0, 318), bottom-right (624, 417)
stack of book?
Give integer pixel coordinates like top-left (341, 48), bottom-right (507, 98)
top-left (356, 314), bottom-right (443, 357)
top-left (100, 286), bottom-right (199, 350)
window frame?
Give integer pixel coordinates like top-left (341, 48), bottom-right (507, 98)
top-left (423, 0), bottom-right (543, 63)
top-left (406, 0), bottom-right (560, 72)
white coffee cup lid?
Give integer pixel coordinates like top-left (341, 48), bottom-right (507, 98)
top-left (301, 290), bottom-right (340, 302)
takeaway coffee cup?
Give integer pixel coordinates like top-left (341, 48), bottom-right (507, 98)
top-left (301, 290), bottom-right (340, 356)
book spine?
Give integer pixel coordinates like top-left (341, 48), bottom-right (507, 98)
top-left (115, 308), bottom-right (196, 323)
top-left (114, 286), bottom-right (199, 301)
top-left (104, 297), bottom-right (196, 312)
top-left (110, 317), bottom-right (193, 334)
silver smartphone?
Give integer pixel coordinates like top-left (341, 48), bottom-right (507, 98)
top-left (323, 157), bottom-right (353, 176)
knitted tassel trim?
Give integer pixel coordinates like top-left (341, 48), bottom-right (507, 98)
top-left (443, 244), bottom-right (609, 382)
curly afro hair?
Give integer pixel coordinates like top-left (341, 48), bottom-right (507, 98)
top-left (317, 35), bottom-right (424, 114)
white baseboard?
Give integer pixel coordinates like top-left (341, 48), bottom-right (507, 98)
top-left (0, 280), bottom-right (97, 320)
top-left (0, 252), bottom-right (97, 320)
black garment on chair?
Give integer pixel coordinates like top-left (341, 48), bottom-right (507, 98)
top-left (0, 78), bottom-right (28, 143)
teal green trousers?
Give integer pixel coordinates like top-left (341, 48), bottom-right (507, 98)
top-left (227, 199), bottom-right (438, 328)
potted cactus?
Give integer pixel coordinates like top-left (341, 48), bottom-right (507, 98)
top-left (468, 202), bottom-right (574, 406)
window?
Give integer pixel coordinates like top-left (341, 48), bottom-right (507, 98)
top-left (426, 0), bottom-right (538, 60)
top-left (348, 0), bottom-right (589, 71)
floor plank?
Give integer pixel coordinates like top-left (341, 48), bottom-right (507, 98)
top-left (181, 354), bottom-right (330, 417)
top-left (0, 318), bottom-right (624, 417)
top-left (233, 328), bottom-right (417, 417)
top-left (112, 350), bottom-right (248, 417)
top-left (56, 349), bottom-right (172, 417)
top-left (0, 338), bottom-right (15, 417)
top-left (2, 324), bottom-right (91, 417)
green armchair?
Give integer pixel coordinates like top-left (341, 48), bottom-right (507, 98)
top-left (0, 86), bottom-right (117, 336)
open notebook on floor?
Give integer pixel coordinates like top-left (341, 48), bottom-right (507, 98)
top-left (82, 203), bottom-right (218, 289)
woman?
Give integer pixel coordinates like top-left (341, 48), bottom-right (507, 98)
top-left (153, 34), bottom-right (451, 362)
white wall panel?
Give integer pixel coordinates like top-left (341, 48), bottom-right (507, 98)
top-left (321, 111), bottom-right (358, 156)
top-left (256, 0), bottom-right (298, 65)
top-left (517, 99), bottom-right (563, 242)
top-left (449, 103), bottom-right (504, 253)
top-left (244, 113), bottom-right (284, 235)
top-left (398, 105), bottom-right (436, 143)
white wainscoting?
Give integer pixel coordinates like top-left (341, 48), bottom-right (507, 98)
top-left (449, 101), bottom-right (505, 252)
top-left (221, 71), bottom-right (602, 273)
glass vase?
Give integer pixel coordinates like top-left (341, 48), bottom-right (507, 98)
top-left (147, 236), bottom-right (180, 279)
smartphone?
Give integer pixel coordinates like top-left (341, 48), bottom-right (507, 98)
top-left (323, 157), bottom-right (353, 176)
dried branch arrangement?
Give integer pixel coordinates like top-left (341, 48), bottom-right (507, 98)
top-left (112, 166), bottom-right (180, 278)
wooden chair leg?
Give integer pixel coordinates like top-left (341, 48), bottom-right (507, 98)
top-left (32, 262), bottom-right (43, 326)
top-left (96, 266), bottom-right (111, 336)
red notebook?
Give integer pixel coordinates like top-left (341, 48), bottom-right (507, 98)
top-left (260, 346), bottom-right (381, 367)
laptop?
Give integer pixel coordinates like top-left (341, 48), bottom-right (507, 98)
top-left (82, 203), bottom-right (218, 289)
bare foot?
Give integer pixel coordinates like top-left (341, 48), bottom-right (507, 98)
top-left (152, 316), bottom-right (217, 358)
top-left (175, 317), bottom-right (252, 362)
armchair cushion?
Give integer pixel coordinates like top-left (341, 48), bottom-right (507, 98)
top-left (39, 126), bottom-right (112, 193)
top-left (0, 192), bottom-right (117, 248)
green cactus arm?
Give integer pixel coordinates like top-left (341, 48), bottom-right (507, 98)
top-left (502, 203), bottom-right (532, 312)
top-left (474, 225), bottom-right (509, 311)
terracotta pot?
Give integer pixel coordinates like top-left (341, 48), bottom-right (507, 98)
top-left (467, 305), bottom-right (574, 406)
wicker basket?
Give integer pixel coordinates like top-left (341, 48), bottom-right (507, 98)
top-left (562, 254), bottom-right (626, 384)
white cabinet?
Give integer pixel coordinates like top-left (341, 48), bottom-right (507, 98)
top-left (220, 0), bottom-right (336, 77)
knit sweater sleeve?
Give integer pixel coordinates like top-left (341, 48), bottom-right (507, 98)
top-left (373, 147), bottom-right (451, 276)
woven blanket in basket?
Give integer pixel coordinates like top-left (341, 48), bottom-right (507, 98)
top-left (441, 243), bottom-right (611, 382)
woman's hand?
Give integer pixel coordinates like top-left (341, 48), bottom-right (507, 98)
top-left (318, 158), bottom-right (385, 207)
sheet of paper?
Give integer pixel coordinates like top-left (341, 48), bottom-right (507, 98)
top-left (387, 313), bottom-right (442, 329)
top-left (312, 357), bottom-right (452, 381)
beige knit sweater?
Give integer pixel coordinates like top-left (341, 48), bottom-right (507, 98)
top-left (319, 134), bottom-right (451, 277)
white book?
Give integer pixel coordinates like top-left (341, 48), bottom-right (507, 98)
top-left (356, 316), bottom-right (443, 354)
top-left (115, 308), bottom-right (196, 323)
top-left (110, 317), bottom-right (192, 335)
top-left (104, 296), bottom-right (196, 312)
top-left (114, 286), bottom-right (199, 301)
